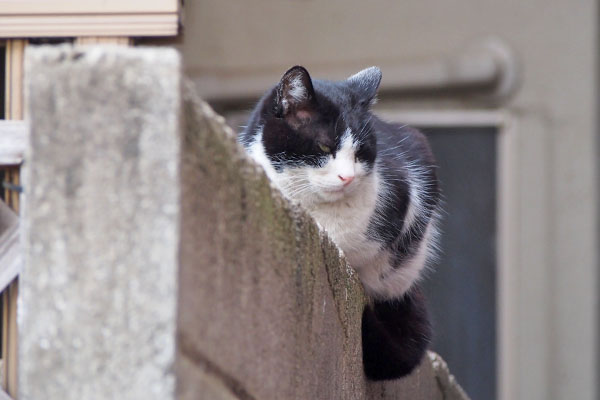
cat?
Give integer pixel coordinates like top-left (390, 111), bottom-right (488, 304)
top-left (239, 65), bottom-right (441, 380)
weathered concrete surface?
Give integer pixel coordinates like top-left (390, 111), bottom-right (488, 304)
top-left (178, 83), bottom-right (469, 400)
top-left (21, 47), bottom-right (180, 400)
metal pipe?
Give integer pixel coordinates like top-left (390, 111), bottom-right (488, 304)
top-left (193, 38), bottom-right (519, 103)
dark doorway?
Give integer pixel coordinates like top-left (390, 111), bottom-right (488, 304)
top-left (422, 126), bottom-right (497, 400)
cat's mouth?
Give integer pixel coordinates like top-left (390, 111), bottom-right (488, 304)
top-left (313, 180), bottom-right (358, 201)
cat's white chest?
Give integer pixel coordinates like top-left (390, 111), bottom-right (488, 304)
top-left (307, 176), bottom-right (382, 268)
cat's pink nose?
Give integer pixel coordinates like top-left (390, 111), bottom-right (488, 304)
top-left (338, 175), bottom-right (355, 185)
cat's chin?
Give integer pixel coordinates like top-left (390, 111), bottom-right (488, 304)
top-left (315, 187), bottom-right (351, 203)
top-left (323, 186), bottom-right (346, 194)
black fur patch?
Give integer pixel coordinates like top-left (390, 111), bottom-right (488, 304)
top-left (362, 287), bottom-right (432, 380)
top-left (366, 122), bottom-right (440, 267)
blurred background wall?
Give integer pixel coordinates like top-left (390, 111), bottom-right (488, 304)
top-left (174, 1), bottom-right (599, 399)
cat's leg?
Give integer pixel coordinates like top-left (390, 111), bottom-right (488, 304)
top-left (361, 286), bottom-right (431, 380)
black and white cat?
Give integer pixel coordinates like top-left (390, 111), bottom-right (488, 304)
top-left (240, 66), bottom-right (441, 380)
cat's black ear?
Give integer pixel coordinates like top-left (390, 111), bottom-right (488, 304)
top-left (276, 66), bottom-right (317, 121)
top-left (347, 66), bottom-right (382, 105)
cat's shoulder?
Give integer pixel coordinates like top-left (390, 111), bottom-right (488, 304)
top-left (372, 117), bottom-right (434, 162)
top-left (372, 117), bottom-right (423, 142)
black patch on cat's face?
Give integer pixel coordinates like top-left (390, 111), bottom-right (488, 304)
top-left (258, 66), bottom-right (380, 171)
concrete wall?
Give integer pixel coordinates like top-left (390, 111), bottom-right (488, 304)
top-left (177, 82), bottom-right (468, 400)
top-left (21, 46), bottom-right (468, 399)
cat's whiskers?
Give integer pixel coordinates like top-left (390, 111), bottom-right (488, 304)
top-left (283, 184), bottom-right (315, 198)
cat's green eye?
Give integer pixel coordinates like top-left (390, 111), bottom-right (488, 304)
top-left (318, 143), bottom-right (331, 153)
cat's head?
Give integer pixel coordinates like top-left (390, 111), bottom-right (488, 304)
top-left (254, 65), bottom-right (382, 204)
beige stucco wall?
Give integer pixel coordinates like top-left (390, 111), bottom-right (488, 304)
top-left (179, 2), bottom-right (599, 399)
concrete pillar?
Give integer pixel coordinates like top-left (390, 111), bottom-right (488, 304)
top-left (20, 46), bottom-right (180, 400)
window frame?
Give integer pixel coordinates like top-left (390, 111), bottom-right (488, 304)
top-left (375, 108), bottom-right (517, 400)
top-left (0, 38), bottom-right (25, 400)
